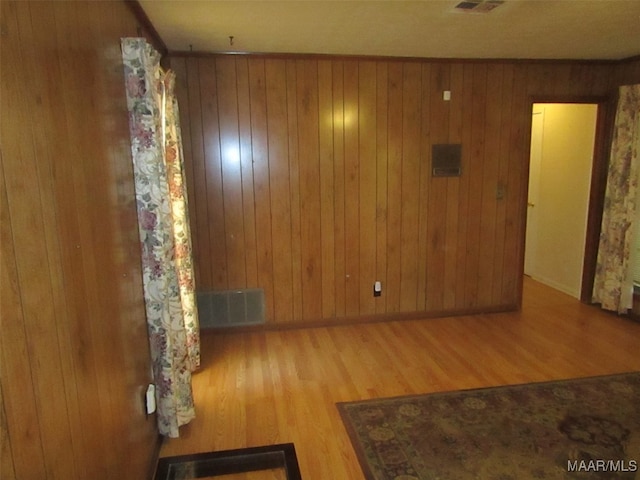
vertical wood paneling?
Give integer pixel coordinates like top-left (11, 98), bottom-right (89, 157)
top-left (502, 64), bottom-right (530, 302)
top-left (286, 59), bottom-right (303, 322)
top-left (455, 63), bottom-right (475, 309)
top-left (216, 57), bottom-right (247, 288)
top-left (200, 59), bottom-right (228, 289)
top-left (318, 60), bottom-right (336, 319)
top-left (0, 381), bottom-right (15, 479)
top-left (425, 64), bottom-right (449, 311)
top-left (385, 62), bottom-right (404, 314)
top-left (179, 54), bottom-right (619, 325)
top-left (615, 58), bottom-right (640, 85)
top-left (375, 63), bottom-right (389, 315)
top-left (248, 58), bottom-right (275, 321)
top-left (590, 64), bottom-right (615, 95)
top-left (296, 60), bottom-right (323, 321)
top-left (416, 64), bottom-right (432, 310)
top-left (1, 147), bottom-right (47, 478)
top-left (186, 57), bottom-right (213, 289)
top-left (2, 1), bottom-right (158, 478)
top-left (477, 64), bottom-right (503, 306)
top-left (332, 61), bottom-right (347, 318)
top-left (343, 61), bottom-right (360, 317)
top-left (444, 63), bottom-right (464, 309)
top-left (236, 58), bottom-right (259, 288)
top-left (5, 4), bottom-right (78, 476)
top-left (492, 64), bottom-right (515, 304)
top-left (266, 59), bottom-right (294, 322)
top-left (464, 64), bottom-right (488, 307)
top-left (399, 63), bottom-right (422, 312)
top-left (358, 61), bottom-right (378, 316)
top-left (53, 4), bottom-right (120, 469)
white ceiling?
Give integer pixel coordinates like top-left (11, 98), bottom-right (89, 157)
top-left (139, 0), bottom-right (640, 60)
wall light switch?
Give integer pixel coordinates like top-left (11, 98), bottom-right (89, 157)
top-left (443, 90), bottom-right (451, 101)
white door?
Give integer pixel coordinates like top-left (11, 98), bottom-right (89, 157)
top-left (524, 103), bottom-right (598, 298)
top-left (524, 109), bottom-right (544, 277)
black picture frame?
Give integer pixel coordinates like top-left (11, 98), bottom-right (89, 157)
top-left (154, 443), bottom-right (302, 480)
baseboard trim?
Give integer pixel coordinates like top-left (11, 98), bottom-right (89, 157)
top-left (202, 304), bottom-right (519, 334)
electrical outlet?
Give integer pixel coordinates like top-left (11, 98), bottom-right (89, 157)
top-left (373, 281), bottom-right (382, 297)
top-left (145, 384), bottom-right (156, 415)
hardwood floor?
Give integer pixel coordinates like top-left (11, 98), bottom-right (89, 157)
top-left (159, 278), bottom-right (640, 479)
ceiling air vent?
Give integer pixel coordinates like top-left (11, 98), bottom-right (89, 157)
top-left (454, 0), bottom-right (504, 13)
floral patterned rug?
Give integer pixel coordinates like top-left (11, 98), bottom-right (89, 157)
top-left (337, 373), bottom-right (640, 479)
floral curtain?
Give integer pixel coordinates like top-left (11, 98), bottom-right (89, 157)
top-left (121, 38), bottom-right (200, 437)
top-left (592, 84), bottom-right (640, 314)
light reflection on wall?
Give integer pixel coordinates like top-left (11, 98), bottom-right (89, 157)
top-left (224, 144), bottom-right (240, 165)
top-left (329, 107), bottom-right (356, 129)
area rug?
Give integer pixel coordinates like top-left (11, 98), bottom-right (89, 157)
top-left (337, 373), bottom-right (640, 479)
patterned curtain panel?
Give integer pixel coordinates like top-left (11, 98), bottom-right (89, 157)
top-left (121, 38), bottom-right (200, 437)
top-left (592, 84), bottom-right (640, 314)
top-left (163, 71), bottom-right (201, 371)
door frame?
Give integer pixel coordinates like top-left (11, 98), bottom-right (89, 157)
top-left (522, 95), bottom-right (616, 304)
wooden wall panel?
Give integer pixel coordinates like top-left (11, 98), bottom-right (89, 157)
top-left (399, 63), bottom-right (422, 313)
top-left (266, 59), bottom-right (294, 322)
top-left (501, 64), bottom-right (530, 303)
top-left (492, 64), bottom-right (515, 305)
top-left (174, 54), bottom-right (622, 325)
top-left (318, 60), bottom-right (336, 319)
top-left (463, 64), bottom-right (487, 308)
top-left (236, 58), bottom-right (260, 289)
top-left (286, 59), bottom-right (304, 323)
top-left (251, 59), bottom-right (277, 320)
top-left (385, 63), bottom-right (404, 314)
top-left (1, 1), bottom-right (158, 478)
top-left (343, 61), bottom-right (360, 317)
top-left (454, 64), bottom-right (475, 310)
top-left (200, 59), bottom-right (228, 289)
top-left (444, 63), bottom-right (464, 309)
top-left (0, 381), bottom-right (16, 479)
top-left (424, 63), bottom-right (447, 311)
top-left (375, 62), bottom-right (389, 315)
top-left (332, 61), bottom-right (347, 318)
top-left (478, 64), bottom-right (503, 307)
top-left (296, 60), bottom-right (323, 321)
top-left (0, 153), bottom-right (47, 479)
top-left (358, 61), bottom-right (378, 317)
top-left (614, 57), bottom-right (640, 86)
top-left (186, 57), bottom-right (213, 288)
top-left (217, 57), bottom-right (247, 289)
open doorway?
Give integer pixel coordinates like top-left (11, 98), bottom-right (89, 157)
top-left (524, 103), bottom-right (598, 299)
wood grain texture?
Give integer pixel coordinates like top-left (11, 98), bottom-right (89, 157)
top-left (385, 62), bottom-right (404, 314)
top-left (343, 60), bottom-right (360, 318)
top-left (614, 57), bottom-right (640, 86)
top-left (0, 381), bottom-right (16, 480)
top-left (160, 278), bottom-right (640, 480)
top-left (172, 55), bottom-right (622, 326)
top-left (1, 1), bottom-right (158, 478)
top-left (332, 61), bottom-right (347, 319)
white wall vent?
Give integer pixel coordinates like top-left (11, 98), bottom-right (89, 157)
top-left (197, 288), bottom-right (265, 328)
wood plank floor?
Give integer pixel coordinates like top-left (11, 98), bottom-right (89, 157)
top-left (159, 278), bottom-right (640, 479)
